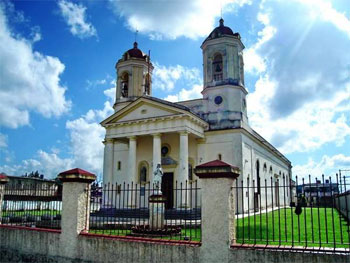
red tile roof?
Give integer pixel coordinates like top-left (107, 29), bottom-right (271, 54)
top-left (194, 160), bottom-right (240, 179)
top-left (196, 159), bottom-right (237, 169)
top-left (58, 168), bottom-right (95, 176)
top-left (0, 173), bottom-right (9, 183)
top-left (0, 173), bottom-right (8, 180)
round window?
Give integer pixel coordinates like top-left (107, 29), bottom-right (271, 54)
top-left (161, 146), bottom-right (169, 157)
top-left (214, 96), bottom-right (223, 105)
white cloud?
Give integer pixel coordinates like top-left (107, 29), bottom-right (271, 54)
top-left (109, 0), bottom-right (251, 40)
top-left (248, 76), bottom-right (350, 154)
top-left (153, 63), bottom-right (202, 91)
top-left (0, 87), bottom-right (114, 179)
top-left (0, 4), bottom-right (71, 128)
top-left (244, 12), bottom-right (276, 74)
top-left (0, 150), bottom-right (74, 179)
top-left (296, 0), bottom-right (350, 37)
top-left (151, 62), bottom-right (203, 102)
top-left (293, 154), bottom-right (350, 180)
top-left (164, 84), bottom-right (202, 102)
top-left (58, 0), bottom-right (97, 39)
top-left (103, 87), bottom-right (115, 101)
top-left (245, 0), bottom-right (350, 154)
top-left (65, 98), bottom-right (114, 175)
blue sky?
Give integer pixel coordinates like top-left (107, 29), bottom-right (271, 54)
top-left (0, 0), bottom-right (350, 181)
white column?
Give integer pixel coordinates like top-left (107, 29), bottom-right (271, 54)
top-left (128, 136), bottom-right (137, 183)
top-left (152, 133), bottom-right (162, 182)
top-left (179, 131), bottom-right (189, 207)
top-left (179, 131), bottom-right (189, 183)
top-left (103, 138), bottom-right (114, 186)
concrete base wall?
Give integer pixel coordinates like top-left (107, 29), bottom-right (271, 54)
top-left (1, 227), bottom-right (349, 263)
top-left (230, 247), bottom-right (350, 263)
top-left (0, 227), bottom-right (199, 263)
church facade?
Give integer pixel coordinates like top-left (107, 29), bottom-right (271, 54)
top-left (101, 19), bottom-right (292, 212)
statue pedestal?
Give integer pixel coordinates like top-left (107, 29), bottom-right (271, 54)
top-left (149, 195), bottom-right (166, 230)
top-left (130, 194), bottom-right (181, 237)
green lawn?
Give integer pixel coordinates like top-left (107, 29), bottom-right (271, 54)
top-left (236, 207), bottom-right (350, 248)
top-left (3, 210), bottom-right (60, 217)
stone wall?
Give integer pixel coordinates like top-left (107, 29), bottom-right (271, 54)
top-left (0, 227), bottom-right (199, 263)
top-left (1, 227), bottom-right (349, 263)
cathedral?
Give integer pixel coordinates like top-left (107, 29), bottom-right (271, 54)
top-left (101, 19), bottom-right (292, 211)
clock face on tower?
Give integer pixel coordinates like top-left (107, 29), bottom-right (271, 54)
top-left (214, 96), bottom-right (223, 105)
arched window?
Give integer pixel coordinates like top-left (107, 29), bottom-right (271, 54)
top-left (269, 166), bottom-right (273, 174)
top-left (263, 163), bottom-right (267, 172)
top-left (212, 53), bottom-right (223, 81)
top-left (140, 166), bottom-right (147, 184)
top-left (144, 73), bottom-right (151, 95)
top-left (256, 160), bottom-right (261, 194)
top-left (188, 163), bottom-right (193, 181)
top-left (218, 154), bottom-right (222, 160)
top-left (139, 161), bottom-right (149, 184)
top-left (121, 72), bottom-right (129, 97)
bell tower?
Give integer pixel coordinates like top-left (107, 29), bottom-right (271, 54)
top-left (201, 19), bottom-right (248, 123)
top-left (114, 42), bottom-right (153, 110)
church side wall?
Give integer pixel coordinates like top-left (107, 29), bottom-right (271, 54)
top-left (198, 132), bottom-right (237, 167)
top-left (241, 133), bottom-right (291, 213)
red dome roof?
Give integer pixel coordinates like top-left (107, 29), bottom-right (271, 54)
top-left (204, 18), bottom-right (239, 42)
top-left (126, 42), bottom-right (146, 59)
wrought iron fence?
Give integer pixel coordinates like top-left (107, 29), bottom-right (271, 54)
top-left (89, 181), bottom-right (201, 242)
top-left (233, 174), bottom-right (350, 251)
top-left (1, 183), bottom-right (62, 229)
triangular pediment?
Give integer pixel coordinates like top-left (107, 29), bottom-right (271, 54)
top-left (101, 97), bottom-right (196, 126)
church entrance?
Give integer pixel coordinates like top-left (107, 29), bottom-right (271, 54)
top-left (161, 173), bottom-right (174, 209)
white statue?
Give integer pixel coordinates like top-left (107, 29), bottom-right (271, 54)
top-left (153, 163), bottom-right (163, 194)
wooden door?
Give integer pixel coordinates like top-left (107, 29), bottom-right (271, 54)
top-left (161, 173), bottom-right (174, 209)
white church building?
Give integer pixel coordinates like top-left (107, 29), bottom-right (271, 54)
top-left (101, 19), bottom-right (292, 212)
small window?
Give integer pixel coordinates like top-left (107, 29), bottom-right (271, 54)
top-left (218, 154), bottom-right (222, 160)
top-left (140, 166), bottom-right (147, 184)
top-left (269, 166), bottom-right (273, 174)
top-left (161, 144), bottom-right (171, 157)
top-left (117, 161), bottom-right (121, 170)
top-left (121, 72), bottom-right (129, 98)
top-left (263, 163), bottom-right (267, 172)
top-left (212, 53), bottom-right (223, 81)
top-left (188, 163), bottom-right (193, 181)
